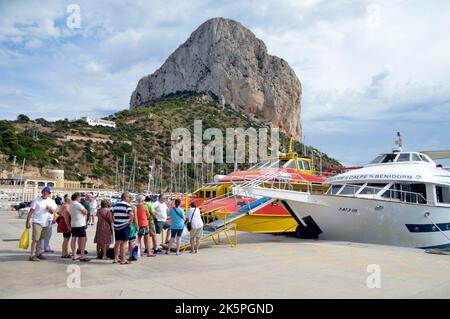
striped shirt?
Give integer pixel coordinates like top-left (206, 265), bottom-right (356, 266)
top-left (112, 201), bottom-right (132, 230)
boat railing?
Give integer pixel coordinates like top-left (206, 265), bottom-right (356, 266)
top-left (0, 187), bottom-right (38, 208)
top-left (199, 205), bottom-right (227, 224)
top-left (198, 171), bottom-right (319, 212)
top-left (381, 188), bottom-right (427, 204)
top-left (237, 174), bottom-right (315, 196)
top-left (327, 183), bottom-right (428, 204)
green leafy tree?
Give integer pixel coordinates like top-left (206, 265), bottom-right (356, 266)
top-left (17, 114), bottom-right (30, 123)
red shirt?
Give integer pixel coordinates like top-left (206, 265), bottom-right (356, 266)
top-left (136, 205), bottom-right (149, 228)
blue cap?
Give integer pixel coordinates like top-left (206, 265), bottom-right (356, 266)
top-left (42, 186), bottom-right (52, 193)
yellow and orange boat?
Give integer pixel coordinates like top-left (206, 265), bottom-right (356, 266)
top-left (182, 139), bottom-right (329, 234)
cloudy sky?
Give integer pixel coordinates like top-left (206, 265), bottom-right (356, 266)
top-left (1, 0), bottom-right (449, 165)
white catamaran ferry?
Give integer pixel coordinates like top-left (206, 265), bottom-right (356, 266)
top-left (248, 139), bottom-right (450, 249)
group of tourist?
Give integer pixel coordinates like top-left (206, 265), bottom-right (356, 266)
top-left (25, 187), bottom-right (204, 264)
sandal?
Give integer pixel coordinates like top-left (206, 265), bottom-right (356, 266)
top-left (79, 258), bottom-right (91, 262)
top-left (146, 253), bottom-right (156, 257)
top-left (120, 260), bottom-right (131, 265)
top-left (112, 259), bottom-right (120, 264)
top-left (72, 256), bottom-right (80, 261)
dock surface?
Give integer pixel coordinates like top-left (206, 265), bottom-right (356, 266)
top-left (0, 210), bottom-right (449, 298)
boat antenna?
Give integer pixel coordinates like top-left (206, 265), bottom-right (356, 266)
top-left (286, 136), bottom-right (298, 158)
top-left (393, 131), bottom-right (403, 152)
top-left (288, 137), bottom-right (294, 153)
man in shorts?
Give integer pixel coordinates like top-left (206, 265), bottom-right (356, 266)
top-left (25, 187), bottom-right (57, 261)
top-left (70, 192), bottom-right (90, 262)
top-left (145, 195), bottom-right (158, 254)
top-left (153, 194), bottom-right (171, 251)
top-left (86, 192), bottom-right (97, 225)
top-left (135, 195), bottom-right (155, 257)
top-left (112, 192), bottom-right (133, 264)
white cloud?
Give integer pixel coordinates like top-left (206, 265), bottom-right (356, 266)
top-left (0, 0), bottom-right (449, 164)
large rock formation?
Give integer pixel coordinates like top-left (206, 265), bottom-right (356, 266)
top-left (130, 17), bottom-right (302, 140)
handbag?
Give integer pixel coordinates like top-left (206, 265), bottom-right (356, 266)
top-left (186, 208), bottom-right (196, 231)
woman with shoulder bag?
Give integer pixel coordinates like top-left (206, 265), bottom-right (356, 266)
top-left (187, 202), bottom-right (203, 254)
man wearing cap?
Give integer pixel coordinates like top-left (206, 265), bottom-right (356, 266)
top-left (25, 187), bottom-right (57, 261)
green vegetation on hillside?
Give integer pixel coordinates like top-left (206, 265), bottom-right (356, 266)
top-left (0, 93), bottom-right (340, 191)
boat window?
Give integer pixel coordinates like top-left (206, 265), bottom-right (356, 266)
top-left (212, 191), bottom-right (216, 198)
top-left (328, 184), bottom-right (343, 195)
top-left (410, 184), bottom-right (427, 203)
top-left (303, 161), bottom-right (311, 171)
top-left (436, 185), bottom-right (450, 204)
top-left (38, 182), bottom-right (45, 187)
top-left (286, 160), bottom-right (297, 169)
top-left (359, 183), bottom-right (387, 195)
top-left (297, 160), bottom-right (304, 170)
top-left (253, 161), bottom-right (270, 169)
top-left (370, 154), bottom-right (385, 164)
top-left (205, 191), bottom-right (211, 198)
top-left (411, 153), bottom-right (422, 161)
top-left (267, 160), bottom-right (280, 168)
top-left (339, 184), bottom-right (363, 195)
top-left (419, 154), bottom-right (430, 162)
top-left (396, 153), bottom-right (410, 162)
top-left (278, 160), bottom-right (289, 168)
top-left (382, 183), bottom-right (427, 203)
top-left (381, 154), bottom-right (397, 163)
top-left (257, 161), bottom-right (268, 168)
top-left (199, 191), bottom-right (204, 198)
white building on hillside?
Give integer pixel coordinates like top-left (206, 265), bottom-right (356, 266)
top-left (81, 116), bottom-right (116, 128)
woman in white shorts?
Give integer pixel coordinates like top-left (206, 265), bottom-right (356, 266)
top-left (187, 202), bottom-right (204, 254)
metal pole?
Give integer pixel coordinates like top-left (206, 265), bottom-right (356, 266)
top-left (20, 158), bottom-right (26, 201)
top-left (160, 158), bottom-right (163, 194)
top-left (319, 154), bottom-right (322, 175)
top-left (184, 163), bottom-right (187, 193)
top-left (115, 156), bottom-right (120, 191)
top-left (12, 155), bottom-right (16, 180)
top-left (122, 153), bottom-right (126, 192)
top-left (147, 165), bottom-right (152, 194)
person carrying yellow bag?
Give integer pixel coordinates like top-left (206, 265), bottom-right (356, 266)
top-left (25, 187), bottom-right (57, 261)
top-left (19, 228), bottom-right (29, 249)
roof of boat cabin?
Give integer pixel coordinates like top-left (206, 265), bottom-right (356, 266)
top-left (326, 161), bottom-right (450, 185)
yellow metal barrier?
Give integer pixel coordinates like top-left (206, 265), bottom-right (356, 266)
top-left (199, 205), bottom-right (226, 224)
top-left (179, 223), bottom-right (238, 252)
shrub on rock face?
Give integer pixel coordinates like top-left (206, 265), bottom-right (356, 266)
top-left (35, 118), bottom-right (49, 127)
top-left (17, 114), bottom-right (30, 123)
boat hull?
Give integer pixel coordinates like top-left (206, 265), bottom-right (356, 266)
top-left (214, 211), bottom-right (298, 233)
top-left (249, 188), bottom-right (450, 248)
top-left (202, 198), bottom-right (298, 233)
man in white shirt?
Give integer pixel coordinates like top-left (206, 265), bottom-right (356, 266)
top-left (25, 187), bottom-right (57, 261)
top-left (153, 194), bottom-right (171, 249)
top-left (86, 192), bottom-right (97, 225)
top-left (70, 192), bottom-right (89, 261)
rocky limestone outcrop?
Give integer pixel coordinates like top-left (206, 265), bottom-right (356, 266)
top-left (130, 17), bottom-right (302, 140)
